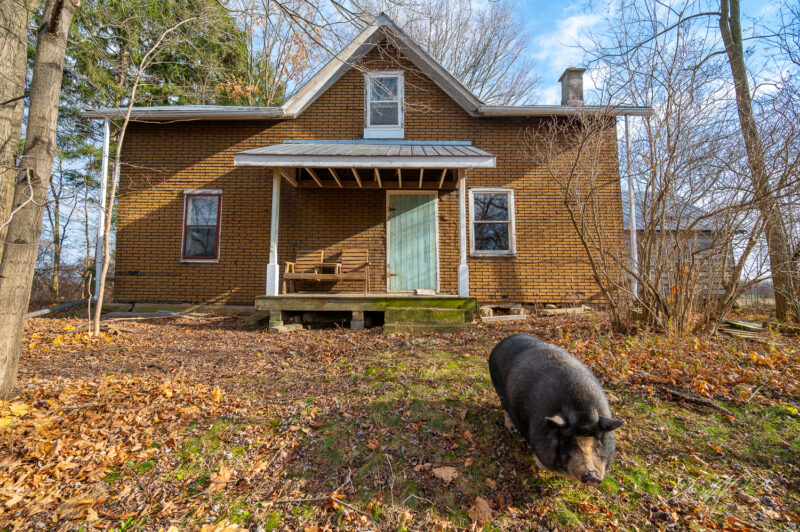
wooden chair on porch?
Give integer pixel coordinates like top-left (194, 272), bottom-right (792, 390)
top-left (282, 249), bottom-right (324, 293)
top-left (282, 248), bottom-right (370, 294)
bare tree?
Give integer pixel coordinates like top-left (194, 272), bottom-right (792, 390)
top-left (0, 0), bottom-right (80, 398)
top-left (88, 14), bottom-right (206, 336)
top-left (226, 0), bottom-right (328, 105)
top-left (41, 159), bottom-right (80, 299)
top-left (0, 0), bottom-right (40, 260)
top-left (351, 0), bottom-right (538, 104)
top-left (589, 0), bottom-right (762, 333)
top-left (522, 114), bottom-right (629, 329)
top-left (518, 0), bottom-right (779, 333)
top-left (719, 0), bottom-right (800, 321)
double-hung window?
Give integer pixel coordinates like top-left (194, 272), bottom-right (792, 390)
top-left (182, 190), bottom-right (222, 261)
top-left (364, 72), bottom-right (404, 138)
top-left (469, 188), bottom-right (516, 256)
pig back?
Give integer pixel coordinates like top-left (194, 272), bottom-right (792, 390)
top-left (489, 333), bottom-right (611, 440)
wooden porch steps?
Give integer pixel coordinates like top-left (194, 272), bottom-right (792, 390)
top-left (383, 306), bottom-right (473, 334)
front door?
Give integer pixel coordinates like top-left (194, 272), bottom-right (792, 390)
top-left (388, 192), bottom-right (438, 292)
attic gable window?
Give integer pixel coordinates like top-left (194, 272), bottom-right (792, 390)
top-left (364, 72), bottom-right (404, 139)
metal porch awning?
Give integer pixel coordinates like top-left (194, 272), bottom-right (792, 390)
top-left (233, 140), bottom-right (496, 169)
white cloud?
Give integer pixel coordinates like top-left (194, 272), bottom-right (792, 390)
top-left (530, 6), bottom-right (605, 103)
top-left (531, 12), bottom-right (602, 64)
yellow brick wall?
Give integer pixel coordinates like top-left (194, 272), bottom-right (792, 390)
top-left (114, 42), bottom-right (624, 305)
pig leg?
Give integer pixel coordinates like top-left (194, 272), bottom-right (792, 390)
top-left (503, 411), bottom-right (516, 433)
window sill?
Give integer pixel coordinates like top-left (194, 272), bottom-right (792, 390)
top-left (181, 258), bottom-right (220, 263)
top-left (470, 251), bottom-right (516, 258)
top-left (363, 128), bottom-right (404, 139)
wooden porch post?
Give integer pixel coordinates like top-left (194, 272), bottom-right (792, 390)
top-left (266, 168), bottom-right (281, 296)
top-left (458, 169), bottom-right (469, 297)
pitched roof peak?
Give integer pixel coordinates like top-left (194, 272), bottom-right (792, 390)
top-left (375, 11), bottom-right (393, 26)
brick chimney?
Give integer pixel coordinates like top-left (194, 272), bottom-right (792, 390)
top-left (558, 67), bottom-right (586, 106)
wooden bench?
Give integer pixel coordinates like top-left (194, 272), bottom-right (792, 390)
top-left (282, 249), bottom-right (370, 293)
top-left (282, 249), bottom-right (324, 293)
top-left (339, 248), bottom-right (370, 294)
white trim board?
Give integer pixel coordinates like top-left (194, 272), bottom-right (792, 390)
top-left (183, 188), bottom-right (222, 195)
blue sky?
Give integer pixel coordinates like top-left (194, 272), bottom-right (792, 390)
top-left (519, 0), bottom-right (780, 104)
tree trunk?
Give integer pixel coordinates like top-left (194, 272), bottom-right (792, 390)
top-left (0, 0), bottom-right (79, 398)
top-left (0, 0), bottom-right (40, 259)
top-left (48, 181), bottom-right (60, 299)
top-left (719, 0), bottom-right (800, 322)
top-left (51, 243), bottom-right (60, 299)
top-left (81, 176), bottom-right (91, 298)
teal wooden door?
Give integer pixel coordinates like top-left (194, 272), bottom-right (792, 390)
top-left (388, 193), bottom-right (437, 292)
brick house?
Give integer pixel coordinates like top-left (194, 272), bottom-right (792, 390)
top-left (84, 14), bottom-right (651, 331)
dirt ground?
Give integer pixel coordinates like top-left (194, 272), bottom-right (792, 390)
top-left (1, 310), bottom-right (799, 531)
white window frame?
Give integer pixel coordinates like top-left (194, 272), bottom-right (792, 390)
top-left (469, 187), bottom-right (516, 257)
top-left (181, 189), bottom-right (222, 263)
top-left (364, 71), bottom-right (404, 139)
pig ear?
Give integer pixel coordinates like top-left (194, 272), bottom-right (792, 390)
top-left (598, 416), bottom-right (624, 431)
top-left (545, 414), bottom-right (567, 429)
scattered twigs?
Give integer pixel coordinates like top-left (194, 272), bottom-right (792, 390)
top-left (386, 454), bottom-right (395, 507)
top-left (744, 383), bottom-right (765, 404)
top-left (74, 322), bottom-right (136, 334)
top-left (663, 387), bottom-right (735, 418)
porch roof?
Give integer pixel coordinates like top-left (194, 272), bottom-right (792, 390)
top-left (233, 140), bottom-right (496, 169)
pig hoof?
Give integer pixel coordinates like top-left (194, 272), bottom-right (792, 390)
top-left (503, 411), bottom-right (515, 432)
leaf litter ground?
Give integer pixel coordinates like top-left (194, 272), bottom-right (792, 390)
top-left (2, 311), bottom-right (799, 530)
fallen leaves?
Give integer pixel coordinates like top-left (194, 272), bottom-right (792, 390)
top-left (0, 375), bottom-right (230, 528)
top-left (431, 466), bottom-right (458, 484)
top-left (211, 385), bottom-right (223, 403)
top-left (207, 466), bottom-right (234, 494)
top-left (6, 313), bottom-right (800, 530)
top-left (468, 496), bottom-right (494, 524)
top-left (0, 400), bottom-right (31, 429)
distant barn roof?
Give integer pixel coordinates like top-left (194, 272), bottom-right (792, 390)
top-left (622, 190), bottom-right (719, 232)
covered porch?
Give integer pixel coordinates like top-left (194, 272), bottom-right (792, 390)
top-left (234, 140), bottom-right (493, 330)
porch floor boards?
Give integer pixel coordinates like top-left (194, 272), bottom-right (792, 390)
top-left (255, 293), bottom-right (477, 332)
top-left (255, 293), bottom-right (474, 312)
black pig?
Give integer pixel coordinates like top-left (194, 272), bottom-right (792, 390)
top-left (489, 333), bottom-right (623, 486)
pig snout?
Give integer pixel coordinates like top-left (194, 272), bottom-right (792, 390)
top-left (566, 436), bottom-right (608, 486)
top-left (580, 470), bottom-right (602, 487)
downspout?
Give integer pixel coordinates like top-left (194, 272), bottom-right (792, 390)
top-left (266, 168), bottom-right (281, 296)
top-left (458, 170), bottom-right (469, 297)
top-left (625, 114), bottom-right (639, 299)
top-left (93, 118), bottom-right (110, 301)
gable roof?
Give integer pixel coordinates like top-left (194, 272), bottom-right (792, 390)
top-left (282, 13), bottom-right (484, 117)
top-left (82, 13), bottom-right (653, 122)
top-left (622, 190), bottom-right (719, 232)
